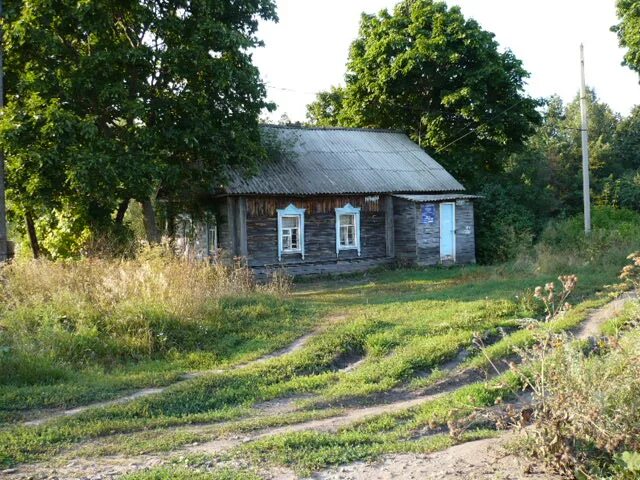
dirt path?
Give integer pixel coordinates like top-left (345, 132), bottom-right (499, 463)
top-left (21, 325), bottom-right (330, 427)
top-left (8, 295), bottom-right (637, 479)
top-left (312, 434), bottom-right (559, 480)
top-left (9, 390), bottom-right (451, 479)
top-left (310, 292), bottom-right (639, 480)
top-left (574, 291), bottom-right (636, 340)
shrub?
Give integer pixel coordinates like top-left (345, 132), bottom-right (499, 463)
top-left (532, 206), bottom-right (640, 273)
top-left (517, 328), bottom-right (640, 478)
top-left (475, 182), bottom-right (536, 264)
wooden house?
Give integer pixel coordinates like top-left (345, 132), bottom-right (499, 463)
top-left (178, 126), bottom-right (478, 277)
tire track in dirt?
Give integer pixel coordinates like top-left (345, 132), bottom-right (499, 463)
top-left (8, 295), bottom-right (637, 478)
top-left (20, 313), bottom-right (349, 427)
top-left (574, 291), bottom-right (636, 340)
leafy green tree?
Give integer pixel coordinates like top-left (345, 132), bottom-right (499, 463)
top-left (611, 106), bottom-right (640, 175)
top-left (614, 0), bottom-right (640, 75)
top-left (0, 0), bottom-right (276, 256)
top-left (306, 86), bottom-right (345, 126)
top-left (306, 0), bottom-right (540, 186)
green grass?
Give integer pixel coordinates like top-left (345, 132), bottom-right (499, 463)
top-left (0, 293), bottom-right (320, 418)
top-left (0, 258), bottom-right (626, 468)
top-left (235, 375), bottom-right (518, 475)
top-left (601, 299), bottom-right (640, 336)
top-left (72, 408), bottom-right (345, 458)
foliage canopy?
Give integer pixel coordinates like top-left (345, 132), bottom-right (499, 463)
top-left (306, 0), bottom-right (540, 186)
top-left (0, 0), bottom-right (276, 256)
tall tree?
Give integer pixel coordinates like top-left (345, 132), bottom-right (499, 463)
top-left (0, 0), bottom-right (276, 256)
top-left (614, 0), bottom-right (640, 76)
top-left (306, 0), bottom-right (540, 187)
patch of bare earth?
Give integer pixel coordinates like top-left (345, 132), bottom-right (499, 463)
top-left (312, 435), bottom-right (559, 480)
top-left (574, 291), bottom-right (636, 340)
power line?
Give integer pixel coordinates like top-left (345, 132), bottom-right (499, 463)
top-left (264, 81), bottom-right (541, 154)
top-left (265, 83), bottom-right (317, 96)
top-left (435, 98), bottom-right (530, 153)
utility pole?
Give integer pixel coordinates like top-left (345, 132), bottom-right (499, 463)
top-left (580, 44), bottom-right (592, 235)
top-left (0, 0), bottom-right (8, 260)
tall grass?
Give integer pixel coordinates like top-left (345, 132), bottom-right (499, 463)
top-left (0, 250), bottom-right (291, 386)
top-left (515, 206), bottom-right (640, 273)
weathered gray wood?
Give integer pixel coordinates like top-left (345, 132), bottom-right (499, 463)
top-left (198, 194), bottom-right (476, 276)
top-left (243, 196), bottom-right (386, 269)
top-left (384, 195), bottom-right (395, 258)
top-left (415, 203), bottom-right (440, 266)
top-left (226, 196), bottom-right (238, 256)
top-left (236, 196), bottom-right (248, 257)
top-left (454, 200), bottom-right (476, 264)
top-left (254, 257), bottom-right (394, 280)
top-left (393, 197), bottom-right (417, 263)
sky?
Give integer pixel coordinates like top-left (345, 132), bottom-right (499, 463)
top-left (253, 0), bottom-right (640, 122)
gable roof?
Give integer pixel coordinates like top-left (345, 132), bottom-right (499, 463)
top-left (224, 126), bottom-right (464, 195)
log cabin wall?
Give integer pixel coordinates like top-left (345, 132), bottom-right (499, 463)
top-left (454, 200), bottom-right (476, 264)
top-left (210, 194), bottom-right (475, 277)
top-left (393, 197), bottom-right (418, 263)
top-left (413, 199), bottom-right (476, 266)
top-left (414, 202), bottom-right (440, 266)
top-left (242, 195), bottom-right (391, 276)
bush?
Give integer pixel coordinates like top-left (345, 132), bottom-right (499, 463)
top-left (530, 206), bottom-right (640, 273)
top-left (0, 251), bottom-right (291, 385)
top-left (475, 183), bottom-right (537, 264)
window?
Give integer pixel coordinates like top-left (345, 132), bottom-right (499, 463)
top-left (206, 221), bottom-right (218, 258)
top-left (339, 214), bottom-right (356, 247)
top-left (281, 216), bottom-right (300, 252)
top-left (335, 204), bottom-right (361, 256)
top-left (277, 204), bottom-right (306, 260)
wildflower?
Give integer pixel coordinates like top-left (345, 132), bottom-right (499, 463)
top-left (534, 286), bottom-right (543, 298)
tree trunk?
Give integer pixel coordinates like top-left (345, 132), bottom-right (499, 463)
top-left (141, 198), bottom-right (161, 244)
top-left (115, 198), bottom-right (130, 225)
top-left (25, 210), bottom-right (41, 259)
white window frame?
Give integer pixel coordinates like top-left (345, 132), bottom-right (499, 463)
top-left (335, 203), bottom-right (361, 256)
top-left (277, 204), bottom-right (305, 261)
top-left (206, 221), bottom-right (218, 259)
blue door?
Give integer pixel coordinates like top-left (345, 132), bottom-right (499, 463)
top-left (439, 203), bottom-right (456, 261)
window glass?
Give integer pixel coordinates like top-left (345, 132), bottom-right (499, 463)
top-left (281, 216), bottom-right (300, 251)
top-left (207, 223), bottom-right (217, 257)
top-left (282, 217), bottom-right (298, 229)
top-left (339, 214), bottom-right (356, 247)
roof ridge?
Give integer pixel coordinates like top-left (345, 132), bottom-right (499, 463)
top-left (261, 124), bottom-right (406, 134)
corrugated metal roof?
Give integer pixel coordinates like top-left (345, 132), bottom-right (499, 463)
top-left (393, 194), bottom-right (481, 202)
top-left (224, 126), bottom-right (465, 195)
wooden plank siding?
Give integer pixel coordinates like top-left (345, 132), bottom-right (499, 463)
top-left (454, 200), bottom-right (476, 264)
top-left (413, 199), bottom-right (476, 266)
top-left (415, 203), bottom-right (440, 266)
top-left (393, 197), bottom-right (418, 263)
top-left (245, 195), bottom-right (388, 273)
top-left (208, 194), bottom-right (475, 277)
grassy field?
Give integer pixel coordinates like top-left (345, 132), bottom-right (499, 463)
top-left (1, 208), bottom-right (638, 475)
top-left (0, 258), bottom-right (627, 470)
